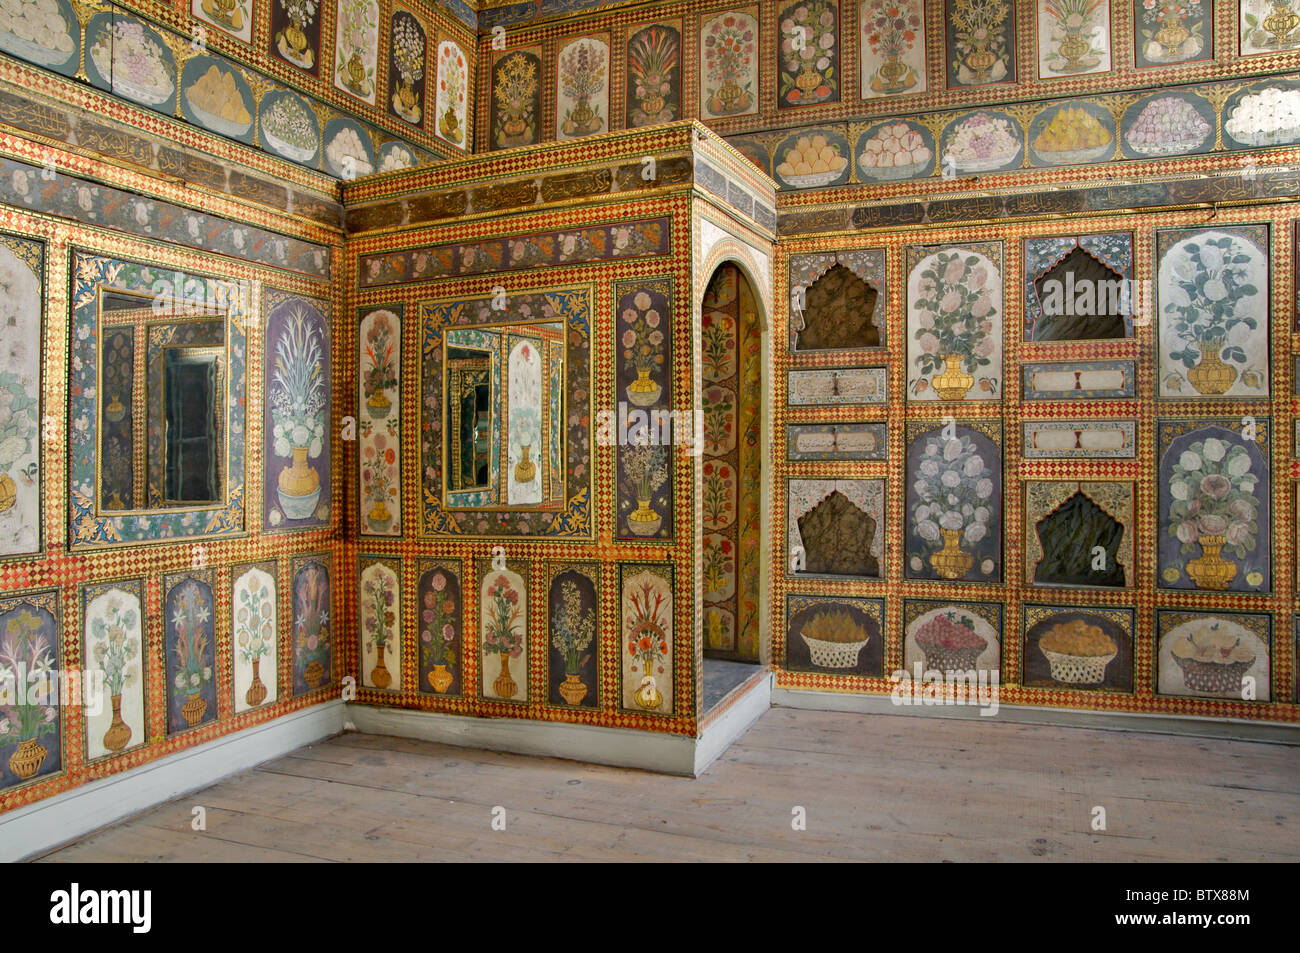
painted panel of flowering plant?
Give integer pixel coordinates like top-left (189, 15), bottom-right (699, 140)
top-left (860, 0), bottom-right (924, 97)
top-left (418, 560), bottom-right (462, 696)
top-left (83, 580), bottom-right (145, 759)
top-left (0, 589), bottom-right (60, 789)
top-left (480, 561), bottom-right (528, 703)
top-left (1156, 225), bottom-right (1269, 400)
top-left (270, 0), bottom-right (321, 76)
top-left (265, 291), bottom-right (332, 531)
top-left (1037, 0), bottom-right (1111, 78)
top-left (434, 39), bottom-right (469, 147)
top-left (626, 21), bottom-right (681, 127)
top-left (0, 234), bottom-right (42, 559)
top-left (547, 564), bottom-right (599, 709)
top-left (556, 35), bottom-right (608, 139)
top-left (1241, 0), bottom-right (1300, 55)
top-left (1157, 419), bottom-right (1271, 594)
top-left (334, 0), bottom-right (379, 104)
top-left (906, 242), bottom-right (1003, 401)
top-left (1134, 0), bottom-right (1211, 66)
top-left (490, 47), bottom-right (541, 150)
top-left (388, 8), bottom-right (426, 128)
top-left (785, 594), bottom-right (883, 676)
top-left (903, 599), bottom-right (1001, 679)
top-left (359, 306), bottom-right (400, 536)
top-left (192, 0), bottom-right (252, 43)
top-left (699, 8), bottom-right (759, 120)
top-left (615, 278), bottom-right (673, 541)
top-left (904, 420), bottom-right (1002, 583)
top-left (164, 570), bottom-right (218, 734)
top-left (292, 554), bottom-right (332, 695)
top-left (360, 557), bottom-right (401, 692)
top-left (621, 564), bottom-right (673, 713)
top-left (232, 563), bottom-right (277, 714)
top-left (777, 0), bottom-right (838, 108)
top-left (1156, 610), bottom-right (1271, 702)
top-left (945, 0), bottom-right (1015, 87)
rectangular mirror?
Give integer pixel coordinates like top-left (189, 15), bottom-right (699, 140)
top-left (443, 321), bottom-right (565, 510)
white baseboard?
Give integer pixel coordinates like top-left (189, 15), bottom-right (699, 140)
top-left (696, 670), bottom-right (772, 775)
top-left (3, 701), bottom-right (346, 862)
top-left (772, 687), bottom-right (1300, 745)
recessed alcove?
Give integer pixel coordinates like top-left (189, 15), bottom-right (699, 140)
top-left (798, 263), bottom-right (880, 350)
top-left (1033, 491), bottom-right (1126, 587)
top-left (797, 490), bottom-right (880, 577)
top-left (1032, 246), bottom-right (1127, 341)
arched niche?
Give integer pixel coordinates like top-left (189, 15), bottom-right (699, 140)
top-left (798, 263), bottom-right (881, 350)
top-left (1032, 246), bottom-right (1127, 341)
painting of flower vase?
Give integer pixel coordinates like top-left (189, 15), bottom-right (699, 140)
top-left (621, 565), bottom-right (672, 712)
top-left (83, 580), bottom-right (145, 757)
top-left (1135, 0), bottom-right (1210, 66)
top-left (946, 0), bottom-right (1015, 86)
top-left (0, 589), bottom-right (60, 789)
top-left (777, 0), bottom-right (838, 107)
top-left (1242, 0), bottom-right (1300, 53)
top-left (860, 0), bottom-right (924, 97)
top-left (548, 565), bottom-right (599, 708)
top-left (272, 0), bottom-right (322, 74)
top-left (435, 40), bottom-right (468, 146)
top-left (164, 571), bottom-right (217, 733)
top-left (0, 234), bottom-right (41, 559)
top-left (418, 560), bottom-right (461, 696)
top-left (1158, 419), bottom-right (1270, 593)
top-left (232, 564), bottom-right (277, 713)
top-left (1037, 0), bottom-right (1111, 77)
top-left (266, 295), bottom-right (331, 530)
top-left (700, 9), bottom-right (758, 119)
top-left (359, 306), bottom-right (399, 536)
top-left (626, 22), bottom-right (680, 127)
top-left (556, 36), bottom-right (608, 138)
top-left (334, 0), bottom-right (378, 103)
top-left (388, 10), bottom-right (425, 126)
top-left (491, 48), bottom-right (541, 149)
top-left (481, 562), bottom-right (527, 702)
top-left (360, 558), bottom-right (400, 691)
top-left (292, 555), bottom-right (331, 694)
top-left (907, 243), bottom-right (1003, 401)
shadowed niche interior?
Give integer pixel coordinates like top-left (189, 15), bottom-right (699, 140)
top-left (1034, 491), bottom-right (1126, 587)
top-left (1032, 246), bottom-right (1126, 341)
top-left (798, 263), bottom-right (880, 350)
top-left (797, 491), bottom-right (880, 577)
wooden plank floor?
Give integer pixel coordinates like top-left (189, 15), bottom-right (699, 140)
top-left (38, 708), bottom-right (1300, 862)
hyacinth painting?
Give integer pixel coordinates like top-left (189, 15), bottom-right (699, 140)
top-left (0, 590), bottom-right (60, 789)
top-left (906, 243), bottom-right (1003, 401)
top-left (700, 9), bottom-right (759, 119)
top-left (905, 421), bottom-right (1002, 582)
top-left (1158, 421), bottom-right (1271, 594)
top-left (556, 35), bottom-right (608, 138)
top-left (860, 0), bottom-right (925, 98)
top-left (1156, 226), bottom-right (1269, 400)
top-left (0, 236), bottom-right (41, 559)
top-left (163, 573), bottom-right (217, 734)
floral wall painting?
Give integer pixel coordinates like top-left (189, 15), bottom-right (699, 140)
top-left (903, 600), bottom-right (1001, 680)
top-left (163, 571), bottom-right (217, 734)
top-left (507, 339), bottom-right (543, 506)
top-left (292, 555), bottom-right (331, 695)
top-left (265, 292), bottom-right (331, 531)
top-left (85, 13), bottom-right (177, 112)
top-left (359, 558), bottom-right (401, 692)
top-left (1156, 225), bottom-right (1269, 400)
top-left (359, 306), bottom-right (400, 537)
top-left (905, 420), bottom-right (1003, 583)
top-left (785, 594), bottom-right (883, 676)
top-left (83, 581), bottom-right (145, 759)
top-left (860, 0), bottom-right (924, 98)
top-left (1157, 611), bottom-right (1271, 702)
top-left (906, 242), bottom-right (1003, 401)
top-left (1025, 481), bottom-right (1133, 587)
top-left (1157, 419), bottom-right (1271, 594)
top-left (939, 111), bottom-right (1023, 174)
top-left (777, 0), bottom-right (838, 108)
top-left (0, 0), bottom-right (78, 77)
top-left (615, 278), bottom-right (673, 541)
top-left (490, 47), bottom-right (541, 150)
top-left (621, 564), bottom-right (673, 713)
top-left (418, 560), bottom-right (462, 696)
top-left (387, 9), bottom-right (426, 127)
top-left (946, 0), bottom-right (1015, 87)
top-left (1023, 605), bottom-right (1134, 692)
top-left (1037, 0), bottom-right (1111, 78)
top-left (0, 235), bottom-right (41, 559)
top-left (193, 0), bottom-right (253, 44)
top-left (232, 564), bottom-right (276, 714)
top-left (1024, 234), bottom-right (1133, 340)
top-left (626, 22), bottom-right (681, 127)
top-left (787, 479), bottom-right (885, 579)
top-left (700, 8), bottom-right (759, 120)
top-left (0, 589), bottom-right (60, 789)
top-left (480, 561), bottom-right (527, 703)
top-left (1241, 0), bottom-right (1300, 54)
top-left (434, 39), bottom-right (469, 146)
top-left (556, 35), bottom-right (609, 139)
top-left (271, 0), bottom-right (321, 74)
top-left (547, 565), bottom-right (599, 708)
top-left (1135, 0), bottom-right (1211, 66)
top-left (333, 0), bottom-right (379, 104)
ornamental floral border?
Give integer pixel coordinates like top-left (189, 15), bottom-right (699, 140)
top-left (419, 286), bottom-right (592, 538)
top-left (68, 250), bottom-right (248, 549)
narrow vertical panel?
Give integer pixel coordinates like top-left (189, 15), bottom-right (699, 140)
top-left (359, 305), bottom-right (401, 536)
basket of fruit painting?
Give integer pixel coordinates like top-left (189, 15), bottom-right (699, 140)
top-left (800, 609), bottom-right (869, 669)
top-left (1038, 619), bottom-right (1117, 685)
top-left (915, 611), bottom-right (987, 671)
top-left (1170, 623), bottom-right (1256, 695)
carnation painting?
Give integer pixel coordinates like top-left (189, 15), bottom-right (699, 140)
top-left (860, 0), bottom-right (924, 97)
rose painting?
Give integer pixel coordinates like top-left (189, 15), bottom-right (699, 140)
top-left (777, 0), bottom-right (838, 107)
top-left (860, 0), bottom-right (924, 98)
top-left (906, 243), bottom-right (1003, 401)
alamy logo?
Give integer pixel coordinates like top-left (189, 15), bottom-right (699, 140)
top-left (49, 883), bottom-right (151, 933)
top-left (1038, 273), bottom-right (1146, 320)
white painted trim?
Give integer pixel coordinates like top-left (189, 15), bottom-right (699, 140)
top-left (772, 687), bottom-right (1300, 745)
top-left (695, 670), bottom-right (772, 775)
top-left (2, 701), bottom-right (346, 862)
top-left (347, 704), bottom-right (701, 776)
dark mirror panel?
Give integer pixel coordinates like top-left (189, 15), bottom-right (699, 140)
top-left (163, 349), bottom-right (222, 504)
